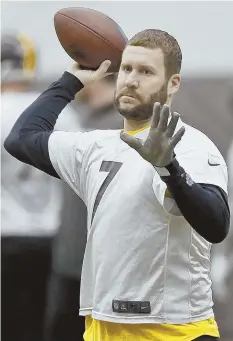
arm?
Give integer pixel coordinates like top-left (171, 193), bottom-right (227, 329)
top-left (159, 159), bottom-right (230, 244)
top-left (4, 72), bottom-right (84, 178)
top-left (4, 60), bottom-right (111, 178)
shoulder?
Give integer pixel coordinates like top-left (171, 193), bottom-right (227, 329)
top-left (175, 121), bottom-right (228, 193)
top-left (49, 128), bottom-right (121, 151)
top-left (65, 128), bottom-right (120, 143)
top-left (84, 129), bottom-right (121, 143)
top-left (177, 121), bottom-right (226, 163)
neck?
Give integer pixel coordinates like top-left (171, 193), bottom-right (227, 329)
top-left (124, 118), bottom-right (151, 132)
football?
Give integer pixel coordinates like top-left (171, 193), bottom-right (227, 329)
top-left (54, 7), bottom-right (128, 72)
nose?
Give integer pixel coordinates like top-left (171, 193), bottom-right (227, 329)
top-left (125, 71), bottom-right (139, 89)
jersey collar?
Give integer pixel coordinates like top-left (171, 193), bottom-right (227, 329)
top-left (132, 116), bottom-right (184, 140)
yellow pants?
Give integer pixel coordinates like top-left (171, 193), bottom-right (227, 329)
top-left (83, 315), bottom-right (219, 341)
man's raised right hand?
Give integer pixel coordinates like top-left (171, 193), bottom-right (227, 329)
top-left (68, 60), bottom-right (112, 86)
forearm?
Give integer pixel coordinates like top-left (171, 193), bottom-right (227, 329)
top-left (160, 159), bottom-right (230, 243)
top-left (4, 72), bottom-right (83, 177)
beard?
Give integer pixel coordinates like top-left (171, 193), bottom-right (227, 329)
top-left (113, 83), bottom-right (168, 121)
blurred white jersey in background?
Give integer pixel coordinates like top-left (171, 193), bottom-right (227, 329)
top-left (1, 91), bottom-right (62, 236)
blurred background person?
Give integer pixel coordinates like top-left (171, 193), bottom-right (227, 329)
top-left (1, 31), bottom-right (62, 341)
top-left (77, 73), bottom-right (123, 131)
top-left (43, 74), bottom-right (123, 341)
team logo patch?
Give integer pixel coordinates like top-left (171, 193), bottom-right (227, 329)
top-left (181, 172), bottom-right (194, 186)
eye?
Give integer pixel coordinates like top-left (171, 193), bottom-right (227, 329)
top-left (121, 65), bottom-right (132, 73)
top-left (141, 69), bottom-right (152, 75)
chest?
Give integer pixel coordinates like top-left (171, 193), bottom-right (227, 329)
top-left (81, 142), bottom-right (162, 223)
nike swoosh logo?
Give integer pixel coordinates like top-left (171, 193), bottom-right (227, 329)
top-left (208, 160), bottom-right (220, 166)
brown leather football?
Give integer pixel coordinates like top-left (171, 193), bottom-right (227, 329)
top-left (54, 7), bottom-right (128, 72)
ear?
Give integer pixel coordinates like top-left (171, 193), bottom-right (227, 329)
top-left (167, 74), bottom-right (181, 98)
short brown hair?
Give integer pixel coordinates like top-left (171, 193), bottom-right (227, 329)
top-left (127, 29), bottom-right (182, 79)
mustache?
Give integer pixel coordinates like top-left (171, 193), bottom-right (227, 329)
top-left (117, 89), bottom-right (141, 101)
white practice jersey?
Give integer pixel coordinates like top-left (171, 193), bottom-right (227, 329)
top-left (1, 92), bottom-right (61, 236)
top-left (48, 118), bottom-right (228, 324)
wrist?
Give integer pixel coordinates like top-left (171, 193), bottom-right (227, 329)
top-left (62, 71), bottom-right (84, 95)
top-left (153, 158), bottom-right (183, 177)
top-left (67, 70), bottom-right (87, 85)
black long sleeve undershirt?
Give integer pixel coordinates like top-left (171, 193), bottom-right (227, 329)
top-left (4, 72), bottom-right (230, 243)
top-left (162, 160), bottom-right (230, 243)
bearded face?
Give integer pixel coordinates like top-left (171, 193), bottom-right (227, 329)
top-left (114, 82), bottom-right (168, 121)
top-left (114, 46), bottom-right (170, 121)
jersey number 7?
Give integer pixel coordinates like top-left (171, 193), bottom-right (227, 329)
top-left (91, 161), bottom-right (123, 224)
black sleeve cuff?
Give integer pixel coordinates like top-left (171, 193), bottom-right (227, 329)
top-left (165, 159), bottom-right (184, 176)
top-left (161, 159), bottom-right (195, 187)
top-left (60, 71), bottom-right (84, 96)
top-left (153, 158), bottom-right (185, 178)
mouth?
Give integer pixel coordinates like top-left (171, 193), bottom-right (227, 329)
top-left (120, 95), bottom-right (137, 100)
top-left (120, 96), bottom-right (138, 104)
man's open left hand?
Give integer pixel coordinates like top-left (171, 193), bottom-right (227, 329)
top-left (120, 103), bottom-right (185, 167)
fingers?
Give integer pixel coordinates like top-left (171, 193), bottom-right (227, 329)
top-left (150, 102), bottom-right (161, 130)
top-left (96, 60), bottom-right (111, 77)
top-left (120, 132), bottom-right (143, 151)
top-left (71, 60), bottom-right (110, 74)
top-left (151, 104), bottom-right (181, 138)
top-left (157, 104), bottom-right (170, 132)
top-left (170, 126), bottom-right (185, 147)
top-left (166, 112), bottom-right (180, 137)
